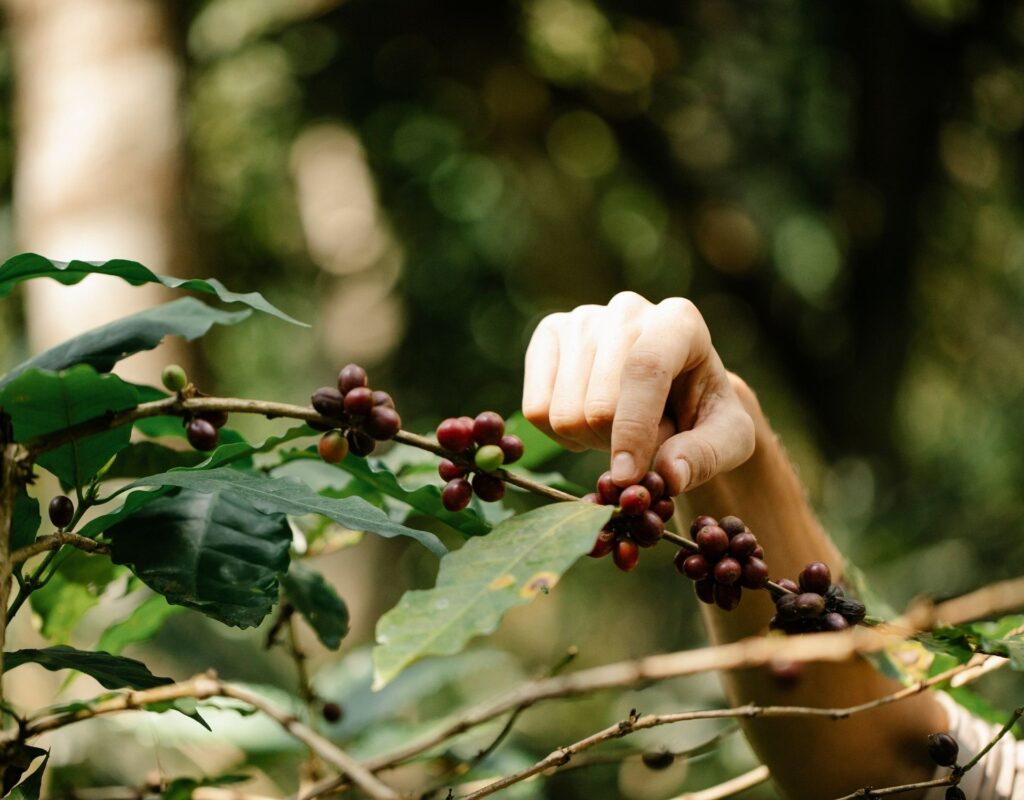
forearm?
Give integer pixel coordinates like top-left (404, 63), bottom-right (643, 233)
top-left (687, 376), bottom-right (947, 799)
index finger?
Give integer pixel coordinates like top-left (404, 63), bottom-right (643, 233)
top-left (610, 298), bottom-right (711, 485)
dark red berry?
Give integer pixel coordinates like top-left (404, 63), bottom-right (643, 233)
top-left (714, 582), bottom-right (742, 611)
top-left (927, 733), bottom-right (959, 767)
top-left (337, 363), bottom-right (368, 395)
top-left (613, 538), bottom-right (640, 572)
top-left (372, 390), bottom-right (394, 408)
top-left (318, 431), bottom-right (349, 464)
top-left (740, 557), bottom-right (770, 589)
top-left (322, 702), bottom-right (343, 723)
top-left (794, 593), bottom-right (826, 618)
top-left (751, 544), bottom-right (765, 560)
top-left (619, 485), bottom-right (651, 516)
top-left (186, 418), bottom-right (219, 451)
top-left (472, 473), bottom-right (505, 502)
top-left (498, 434), bottom-right (524, 464)
top-left (472, 411), bottom-right (505, 445)
top-left (834, 598), bottom-right (866, 624)
top-left (821, 612), bottom-right (849, 632)
top-left (696, 525), bottom-right (729, 560)
top-left (641, 751), bottom-right (674, 770)
top-left (777, 578), bottom-right (799, 594)
top-left (694, 578), bottom-right (716, 604)
top-left (48, 495), bottom-right (74, 528)
top-left (680, 553), bottom-right (710, 581)
top-left (588, 528), bottom-right (616, 558)
top-left (639, 472), bottom-right (665, 501)
top-left (437, 417), bottom-right (474, 452)
top-left (690, 514), bottom-right (717, 536)
top-left (581, 492), bottom-right (604, 504)
top-left (714, 557), bottom-right (742, 585)
top-left (632, 510), bottom-right (664, 547)
top-left (597, 472), bottom-right (622, 505)
top-left (198, 409), bottom-right (229, 429)
top-left (442, 478), bottom-right (473, 512)
top-left (728, 532), bottom-right (758, 560)
top-left (366, 406), bottom-right (401, 440)
top-left (775, 594), bottom-right (800, 620)
top-left (945, 788), bottom-right (966, 800)
top-left (719, 516), bottom-right (746, 538)
top-left (312, 386), bottom-right (345, 419)
top-left (438, 459), bottom-right (466, 481)
top-left (769, 659), bottom-right (804, 686)
top-left (346, 430), bottom-right (376, 457)
top-left (799, 562), bottom-right (832, 595)
top-left (652, 498), bottom-right (675, 522)
top-left (344, 386), bottom-right (374, 416)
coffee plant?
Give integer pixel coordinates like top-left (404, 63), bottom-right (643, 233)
top-left (0, 255), bottom-right (1021, 799)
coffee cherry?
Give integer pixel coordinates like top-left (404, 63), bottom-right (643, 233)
top-left (777, 578), bottom-right (800, 594)
top-left (639, 472), bottom-right (665, 501)
top-left (794, 593), bottom-right (826, 618)
top-left (751, 544), bottom-right (765, 560)
top-left (740, 557), bottom-right (770, 589)
top-left (581, 492), bottom-right (604, 504)
top-left (438, 459), bottom-right (466, 481)
top-left (652, 498), bottom-right (675, 522)
top-left (437, 417), bottom-right (474, 453)
top-left (613, 539), bottom-right (640, 572)
top-left (690, 515), bottom-right (718, 536)
top-left (728, 532), bottom-right (758, 559)
top-left (588, 528), bottom-right (616, 558)
top-left (472, 473), bottom-right (505, 502)
top-left (198, 409), bottom-right (229, 429)
top-left (366, 406), bottom-right (401, 440)
top-left (474, 444), bottom-right (505, 472)
top-left (632, 511), bottom-right (664, 547)
top-left (596, 472), bottom-right (622, 505)
top-left (498, 435), bottom-right (524, 464)
top-left (346, 430), bottom-right (376, 457)
top-left (927, 733), bottom-right (959, 767)
top-left (713, 557), bottom-right (742, 586)
top-left (641, 751), bottom-right (674, 770)
top-left (719, 516), bottom-right (746, 538)
top-left (945, 788), bottom-right (966, 800)
top-left (472, 411), bottom-right (505, 445)
top-left (372, 390), bottom-right (394, 408)
top-left (312, 387), bottom-right (345, 419)
top-left (318, 431), bottom-right (349, 464)
top-left (186, 418), bottom-right (219, 451)
top-left (821, 612), bottom-right (849, 632)
top-left (696, 525), bottom-right (729, 560)
top-left (799, 562), bottom-right (832, 595)
top-left (322, 702), bottom-right (343, 723)
top-left (714, 582), bottom-right (742, 611)
top-left (442, 478), bottom-right (473, 512)
top-left (775, 594), bottom-right (800, 620)
top-left (619, 485), bottom-right (651, 516)
top-left (768, 659), bottom-right (804, 686)
top-left (694, 578), bottom-right (716, 605)
top-left (161, 364), bottom-right (188, 393)
top-left (835, 598), bottom-right (866, 624)
top-left (679, 553), bottom-right (710, 581)
top-left (337, 363), bottom-right (368, 395)
top-left (344, 386), bottom-right (374, 416)
top-left (48, 495), bottom-right (74, 528)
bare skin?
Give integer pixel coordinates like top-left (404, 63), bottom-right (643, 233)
top-left (522, 292), bottom-right (947, 799)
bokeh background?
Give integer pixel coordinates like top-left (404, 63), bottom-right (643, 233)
top-left (2, 0), bottom-right (1024, 797)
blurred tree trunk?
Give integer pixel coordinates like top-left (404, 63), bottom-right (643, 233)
top-left (4, 0), bottom-right (192, 384)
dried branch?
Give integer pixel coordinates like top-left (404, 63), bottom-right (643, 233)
top-left (8, 531), bottom-right (110, 567)
top-left (668, 765), bottom-right (771, 800)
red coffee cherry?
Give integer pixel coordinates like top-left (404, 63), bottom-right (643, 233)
top-left (690, 514), bottom-right (718, 536)
top-left (344, 387), bottom-right (374, 416)
top-left (337, 363), bottom-right (368, 395)
top-left (186, 418), bottom-right (219, 451)
top-left (794, 593), bottom-right (826, 618)
top-left (346, 430), bottom-right (376, 457)
top-left (632, 511), bottom-right (664, 547)
top-left (438, 459), bottom-right (466, 481)
top-left (639, 471), bottom-right (665, 501)
top-left (441, 478), bottom-right (473, 512)
top-left (312, 386), bottom-right (345, 419)
top-left (318, 431), bottom-right (349, 464)
top-left (472, 411), bottom-right (505, 445)
top-left (769, 659), bottom-right (804, 686)
top-left (694, 578), bottom-right (716, 605)
top-left (652, 498), bottom-right (675, 522)
top-left (927, 733), bottom-right (960, 768)
top-left (581, 492), bottom-right (604, 504)
top-left (612, 539), bottom-right (640, 572)
top-left (437, 417), bottom-right (475, 452)
top-left (498, 434), bottom-right (524, 464)
top-left (777, 578), bottom-right (800, 594)
top-left (372, 390), bottom-right (394, 408)
top-left (799, 561), bottom-right (832, 595)
top-left (821, 612), bottom-right (850, 631)
top-left (366, 406), bottom-right (401, 440)
top-left (588, 528), bottom-right (616, 558)
top-left (596, 471), bottom-right (622, 505)
top-left (472, 472), bottom-right (505, 502)
top-left (198, 409), bottom-right (229, 429)
top-left (48, 495), bottom-right (74, 528)
top-left (714, 582), bottom-right (742, 611)
top-left (696, 525), bottom-right (729, 560)
top-left (679, 553), bottom-right (710, 581)
top-left (728, 532), bottom-right (758, 559)
top-left (740, 557), bottom-right (770, 589)
top-left (713, 557), bottom-right (742, 586)
top-left (719, 516), bottom-right (746, 538)
top-left (619, 485), bottom-right (651, 516)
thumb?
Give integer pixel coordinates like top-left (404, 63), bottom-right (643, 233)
top-left (652, 406), bottom-right (755, 496)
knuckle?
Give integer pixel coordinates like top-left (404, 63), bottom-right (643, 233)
top-left (548, 407), bottom-right (589, 440)
top-left (624, 348), bottom-right (668, 381)
top-left (609, 291), bottom-right (649, 311)
top-left (522, 400), bottom-right (550, 429)
top-left (583, 398), bottom-right (616, 431)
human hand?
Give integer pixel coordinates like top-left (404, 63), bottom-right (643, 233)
top-left (522, 292), bottom-right (755, 495)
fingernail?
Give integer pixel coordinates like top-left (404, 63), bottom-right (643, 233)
top-left (611, 452), bottom-right (635, 483)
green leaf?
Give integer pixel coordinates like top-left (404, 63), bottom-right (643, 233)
top-left (101, 442), bottom-right (208, 480)
top-left (0, 298), bottom-right (251, 390)
top-left (372, 501), bottom-right (611, 688)
top-left (97, 593), bottom-right (186, 655)
top-left (125, 466), bottom-right (447, 558)
top-left (76, 488), bottom-right (172, 539)
top-left (281, 563), bottom-right (349, 650)
top-left (0, 253), bottom-right (306, 326)
top-left (4, 645), bottom-right (173, 690)
top-left (504, 412), bottom-right (564, 470)
top-left (5, 750), bottom-right (47, 800)
top-left (29, 550), bottom-right (120, 644)
top-left (0, 365), bottom-right (138, 486)
top-left (106, 488), bottom-right (292, 628)
top-left (11, 490), bottom-right (40, 551)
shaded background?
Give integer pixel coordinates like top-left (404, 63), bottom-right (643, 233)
top-left (2, 0), bottom-right (1024, 797)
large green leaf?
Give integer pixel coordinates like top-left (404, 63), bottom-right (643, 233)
top-left (0, 298), bottom-right (250, 390)
top-left (76, 488), bottom-right (171, 539)
top-left (372, 501), bottom-right (611, 688)
top-left (0, 365), bottom-right (138, 486)
top-left (0, 253), bottom-right (306, 326)
top-left (125, 466), bottom-right (447, 557)
top-left (4, 645), bottom-right (172, 690)
top-left (11, 490), bottom-right (40, 551)
top-left (29, 550), bottom-right (120, 643)
top-left (281, 563), bottom-right (349, 650)
top-left (106, 488), bottom-right (292, 628)
top-left (101, 441), bottom-right (208, 480)
top-left (97, 592), bottom-right (186, 655)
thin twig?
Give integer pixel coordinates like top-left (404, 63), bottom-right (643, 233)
top-left (8, 531), bottom-right (110, 567)
top-left (668, 765), bottom-right (771, 800)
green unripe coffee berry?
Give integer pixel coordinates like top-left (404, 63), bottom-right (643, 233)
top-left (474, 444), bottom-right (504, 472)
top-left (161, 364), bottom-right (188, 393)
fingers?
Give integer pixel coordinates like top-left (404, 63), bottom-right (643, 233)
top-left (610, 298), bottom-right (711, 485)
top-left (547, 306), bottom-right (604, 450)
top-left (522, 313), bottom-right (562, 437)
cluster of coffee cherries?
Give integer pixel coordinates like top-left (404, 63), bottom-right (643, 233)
top-left (311, 364), bottom-right (402, 463)
top-left (161, 364), bottom-right (230, 452)
top-left (770, 561), bottom-right (866, 633)
top-left (675, 515), bottom-right (769, 610)
top-left (927, 733), bottom-right (965, 800)
top-left (436, 412), bottom-right (524, 511)
top-left (583, 471), bottom-right (674, 572)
